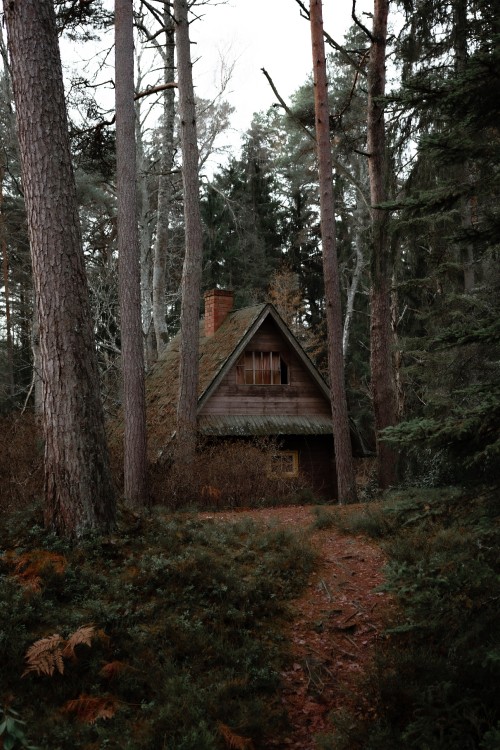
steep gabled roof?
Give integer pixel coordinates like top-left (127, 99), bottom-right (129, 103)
top-left (144, 303), bottom-right (331, 460)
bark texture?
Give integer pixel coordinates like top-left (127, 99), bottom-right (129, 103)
top-left (115, 0), bottom-right (148, 505)
top-left (0, 159), bottom-right (14, 401)
top-left (153, 11), bottom-right (176, 357)
top-left (174, 0), bottom-right (204, 457)
top-left (454, 0), bottom-right (475, 293)
top-left (3, 0), bottom-right (115, 537)
top-left (310, 0), bottom-right (357, 503)
top-left (367, 0), bottom-right (399, 489)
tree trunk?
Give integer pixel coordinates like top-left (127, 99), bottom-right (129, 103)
top-left (174, 0), bottom-right (204, 459)
top-left (115, 0), bottom-right (148, 505)
top-left (0, 159), bottom-right (14, 402)
top-left (153, 11), bottom-right (176, 357)
top-left (343, 195), bottom-right (368, 358)
top-left (310, 0), bottom-right (357, 503)
top-left (135, 78), bottom-right (155, 368)
top-left (367, 0), bottom-right (399, 489)
top-left (3, 0), bottom-right (115, 537)
top-left (31, 305), bottom-right (43, 414)
top-left (454, 0), bottom-right (475, 293)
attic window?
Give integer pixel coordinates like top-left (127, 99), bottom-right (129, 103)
top-left (236, 351), bottom-right (289, 385)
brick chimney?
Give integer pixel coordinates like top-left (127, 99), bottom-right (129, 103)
top-left (204, 289), bottom-right (234, 336)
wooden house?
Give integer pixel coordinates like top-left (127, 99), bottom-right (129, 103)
top-left (146, 289), bottom-right (340, 498)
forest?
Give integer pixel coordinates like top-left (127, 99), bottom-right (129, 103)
top-left (0, 0), bottom-right (499, 748)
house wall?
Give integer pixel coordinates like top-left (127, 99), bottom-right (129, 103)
top-left (280, 435), bottom-right (337, 499)
top-left (199, 318), bottom-right (331, 417)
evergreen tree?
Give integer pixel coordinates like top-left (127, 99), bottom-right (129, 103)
top-left (385, 0), bottom-right (500, 482)
top-left (201, 115), bottom-right (286, 306)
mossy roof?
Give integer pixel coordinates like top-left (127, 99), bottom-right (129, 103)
top-left (131, 303), bottom-right (332, 462)
top-left (145, 304), bottom-right (266, 460)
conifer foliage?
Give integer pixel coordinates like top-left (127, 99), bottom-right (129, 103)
top-left (384, 0), bottom-right (500, 483)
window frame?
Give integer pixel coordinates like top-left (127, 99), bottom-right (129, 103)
top-left (268, 450), bottom-right (299, 479)
top-left (236, 350), bottom-right (290, 386)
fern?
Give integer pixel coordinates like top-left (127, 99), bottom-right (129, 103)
top-left (217, 721), bottom-right (254, 750)
top-left (4, 550), bottom-right (67, 593)
top-left (23, 625), bottom-right (97, 677)
top-left (62, 625), bottom-right (96, 659)
top-left (23, 634), bottom-right (65, 677)
top-left (61, 694), bottom-right (118, 724)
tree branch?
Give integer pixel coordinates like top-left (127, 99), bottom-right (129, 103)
top-left (352, 0), bottom-right (374, 42)
top-left (261, 67), bottom-right (370, 208)
top-left (261, 67), bottom-right (315, 140)
top-left (294, 0), bottom-right (367, 76)
top-left (72, 81), bottom-right (177, 135)
top-left (134, 81), bottom-right (177, 101)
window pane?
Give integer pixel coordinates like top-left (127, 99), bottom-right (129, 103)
top-left (237, 351), bottom-right (289, 385)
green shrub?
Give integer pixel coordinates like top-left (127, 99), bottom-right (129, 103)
top-left (0, 507), bottom-right (314, 749)
top-left (317, 487), bottom-right (500, 750)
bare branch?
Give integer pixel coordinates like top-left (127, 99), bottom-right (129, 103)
top-left (294, 0), bottom-right (367, 76)
top-left (261, 67), bottom-right (314, 140)
top-left (134, 81), bottom-right (177, 101)
top-left (351, 0), bottom-right (374, 42)
top-left (261, 67), bottom-right (370, 208)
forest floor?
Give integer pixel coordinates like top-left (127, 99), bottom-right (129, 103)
top-left (201, 504), bottom-right (396, 750)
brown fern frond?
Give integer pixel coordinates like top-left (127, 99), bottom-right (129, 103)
top-left (62, 625), bottom-right (96, 659)
top-left (217, 722), bottom-right (255, 750)
top-left (22, 575), bottom-right (43, 594)
top-left (99, 661), bottom-right (128, 680)
top-left (61, 694), bottom-right (118, 724)
top-left (6, 550), bottom-right (67, 593)
top-left (23, 634), bottom-right (65, 677)
top-left (15, 550), bottom-right (67, 576)
top-left (95, 628), bottom-right (111, 648)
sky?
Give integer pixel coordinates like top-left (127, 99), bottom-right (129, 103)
top-left (191, 0), bottom-right (372, 140)
top-left (60, 0), bottom-right (372, 171)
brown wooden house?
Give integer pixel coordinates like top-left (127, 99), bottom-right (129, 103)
top-left (146, 289), bottom-right (339, 498)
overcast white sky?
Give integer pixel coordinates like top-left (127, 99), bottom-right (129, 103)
top-left (61, 0), bottom-right (372, 169)
top-left (191, 0), bottom-right (372, 139)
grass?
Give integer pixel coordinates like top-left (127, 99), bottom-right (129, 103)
top-left (0, 503), bottom-right (316, 750)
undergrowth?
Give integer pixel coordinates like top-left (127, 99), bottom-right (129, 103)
top-left (320, 486), bottom-right (500, 750)
top-left (0, 504), bottom-right (315, 749)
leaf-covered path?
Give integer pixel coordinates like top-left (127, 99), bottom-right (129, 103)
top-left (203, 505), bottom-right (394, 749)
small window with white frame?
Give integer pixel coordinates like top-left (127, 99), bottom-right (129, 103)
top-left (236, 351), bottom-right (289, 385)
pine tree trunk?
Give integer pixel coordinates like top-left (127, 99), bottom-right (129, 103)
top-left (31, 306), bottom-right (43, 414)
top-left (343, 196), bottom-right (368, 358)
top-left (310, 0), bottom-right (357, 503)
top-left (0, 160), bottom-right (14, 401)
top-left (174, 0), bottom-right (203, 459)
top-left (115, 0), bottom-right (148, 505)
top-left (153, 11), bottom-right (176, 357)
top-left (135, 78), bottom-right (155, 366)
top-left (3, 0), bottom-right (115, 537)
top-left (367, 0), bottom-right (399, 490)
top-left (454, 0), bottom-right (475, 293)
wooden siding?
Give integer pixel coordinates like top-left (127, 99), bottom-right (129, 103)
top-left (279, 435), bottom-right (337, 499)
top-left (200, 318), bottom-right (331, 418)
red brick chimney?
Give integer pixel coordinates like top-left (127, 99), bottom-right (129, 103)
top-left (204, 289), bottom-right (234, 336)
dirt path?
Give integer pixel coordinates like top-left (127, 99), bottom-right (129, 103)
top-left (202, 505), bottom-right (394, 749)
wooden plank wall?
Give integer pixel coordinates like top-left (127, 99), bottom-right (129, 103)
top-left (200, 318), bottom-right (331, 417)
top-left (280, 436), bottom-right (337, 499)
